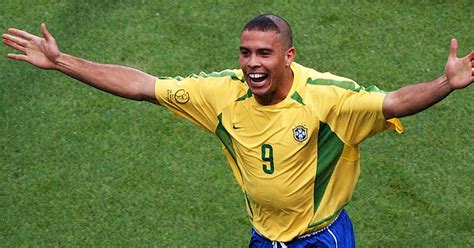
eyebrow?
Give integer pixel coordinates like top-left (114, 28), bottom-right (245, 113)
top-left (239, 46), bottom-right (274, 52)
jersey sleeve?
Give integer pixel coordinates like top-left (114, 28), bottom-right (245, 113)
top-left (317, 85), bottom-right (403, 146)
top-left (154, 71), bottom-right (244, 132)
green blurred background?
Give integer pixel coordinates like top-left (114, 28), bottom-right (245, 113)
top-left (1, 1), bottom-right (473, 247)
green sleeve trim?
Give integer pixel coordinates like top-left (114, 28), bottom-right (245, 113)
top-left (306, 78), bottom-right (386, 93)
top-left (364, 85), bottom-right (386, 93)
top-left (158, 70), bottom-right (245, 82)
top-left (307, 78), bottom-right (357, 90)
top-left (202, 71), bottom-right (246, 82)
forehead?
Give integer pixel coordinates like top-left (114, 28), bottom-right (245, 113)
top-left (240, 30), bottom-right (283, 49)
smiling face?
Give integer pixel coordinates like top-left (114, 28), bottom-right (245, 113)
top-left (239, 30), bottom-right (295, 105)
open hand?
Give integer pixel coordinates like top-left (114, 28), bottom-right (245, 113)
top-left (3, 23), bottom-right (60, 70)
top-left (445, 39), bottom-right (474, 90)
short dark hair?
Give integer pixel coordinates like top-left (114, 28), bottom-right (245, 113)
top-left (242, 14), bottom-right (293, 49)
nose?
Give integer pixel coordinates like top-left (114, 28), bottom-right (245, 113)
top-left (247, 54), bottom-right (261, 68)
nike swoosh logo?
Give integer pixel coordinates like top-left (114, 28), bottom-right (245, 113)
top-left (232, 124), bottom-right (242, 129)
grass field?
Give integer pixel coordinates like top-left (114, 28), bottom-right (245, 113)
top-left (1, 1), bottom-right (473, 247)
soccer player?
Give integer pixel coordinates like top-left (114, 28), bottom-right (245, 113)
top-left (3, 14), bottom-right (473, 247)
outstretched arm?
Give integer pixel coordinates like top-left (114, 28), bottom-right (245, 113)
top-left (383, 39), bottom-right (473, 119)
top-left (3, 23), bottom-right (157, 103)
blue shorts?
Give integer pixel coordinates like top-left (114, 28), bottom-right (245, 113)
top-left (249, 209), bottom-right (355, 248)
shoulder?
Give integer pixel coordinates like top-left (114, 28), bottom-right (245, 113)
top-left (198, 69), bottom-right (245, 82)
top-left (292, 63), bottom-right (360, 101)
top-left (155, 68), bottom-right (249, 107)
top-left (158, 69), bottom-right (244, 84)
top-left (157, 69), bottom-right (246, 92)
top-left (294, 63), bottom-right (385, 107)
top-left (293, 63), bottom-right (359, 90)
top-left (193, 69), bottom-right (248, 99)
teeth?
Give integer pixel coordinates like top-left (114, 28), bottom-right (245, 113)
top-left (249, 73), bottom-right (266, 79)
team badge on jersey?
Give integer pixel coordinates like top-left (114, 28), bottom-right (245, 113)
top-left (293, 125), bottom-right (308, 142)
top-left (167, 89), bottom-right (190, 104)
top-left (174, 89), bottom-right (190, 104)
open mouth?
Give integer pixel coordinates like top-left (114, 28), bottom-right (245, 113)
top-left (248, 73), bottom-right (269, 86)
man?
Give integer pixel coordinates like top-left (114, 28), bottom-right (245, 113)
top-left (3, 14), bottom-right (473, 247)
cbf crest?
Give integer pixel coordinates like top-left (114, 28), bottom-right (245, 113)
top-left (293, 125), bottom-right (308, 142)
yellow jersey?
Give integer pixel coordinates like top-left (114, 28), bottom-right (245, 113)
top-left (155, 62), bottom-right (403, 242)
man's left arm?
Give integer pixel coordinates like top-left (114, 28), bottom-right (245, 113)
top-left (383, 39), bottom-right (473, 119)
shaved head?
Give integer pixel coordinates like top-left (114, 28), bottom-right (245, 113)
top-left (242, 14), bottom-right (293, 50)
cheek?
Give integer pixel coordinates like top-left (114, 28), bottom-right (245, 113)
top-left (239, 55), bottom-right (248, 65)
top-left (266, 59), bottom-right (284, 75)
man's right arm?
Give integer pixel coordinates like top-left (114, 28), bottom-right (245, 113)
top-left (3, 23), bottom-right (157, 103)
top-left (55, 53), bottom-right (157, 102)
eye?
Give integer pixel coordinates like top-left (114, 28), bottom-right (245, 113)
top-left (240, 50), bottom-right (250, 57)
top-left (260, 50), bottom-right (272, 57)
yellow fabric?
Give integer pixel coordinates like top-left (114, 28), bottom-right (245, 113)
top-left (155, 63), bottom-right (403, 242)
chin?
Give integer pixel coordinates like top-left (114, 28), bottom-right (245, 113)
top-left (249, 85), bottom-right (270, 96)
top-left (247, 81), bottom-right (272, 95)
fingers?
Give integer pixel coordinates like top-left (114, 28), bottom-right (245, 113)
top-left (3, 38), bottom-right (29, 62)
top-left (471, 53), bottom-right (474, 77)
top-left (2, 26), bottom-right (39, 53)
top-left (7, 27), bottom-right (36, 40)
top-left (7, 53), bottom-right (29, 62)
top-left (3, 37), bottom-right (27, 52)
top-left (2, 33), bottom-right (29, 47)
top-left (449, 38), bottom-right (458, 59)
top-left (41, 23), bottom-right (54, 42)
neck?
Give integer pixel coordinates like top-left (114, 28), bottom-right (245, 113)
top-left (255, 68), bottom-right (294, 105)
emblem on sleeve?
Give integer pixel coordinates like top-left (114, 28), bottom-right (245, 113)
top-left (174, 89), bottom-right (190, 104)
top-left (293, 125), bottom-right (308, 142)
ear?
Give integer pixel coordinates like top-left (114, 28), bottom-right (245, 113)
top-left (285, 47), bottom-right (296, 66)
